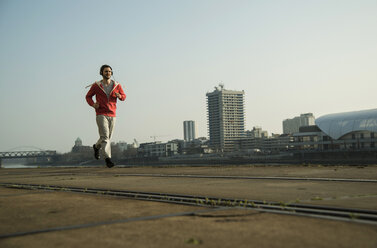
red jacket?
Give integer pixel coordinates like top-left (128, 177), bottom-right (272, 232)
top-left (86, 81), bottom-right (126, 117)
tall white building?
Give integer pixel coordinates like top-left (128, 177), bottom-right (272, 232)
top-left (183, 120), bottom-right (196, 142)
top-left (283, 113), bottom-right (315, 134)
top-left (206, 85), bottom-right (245, 152)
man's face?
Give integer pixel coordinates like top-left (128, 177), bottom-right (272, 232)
top-left (102, 67), bottom-right (112, 79)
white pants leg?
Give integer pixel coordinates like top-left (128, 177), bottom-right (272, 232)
top-left (95, 115), bottom-right (116, 159)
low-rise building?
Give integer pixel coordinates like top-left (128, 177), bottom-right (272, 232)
top-left (71, 137), bottom-right (91, 153)
top-left (112, 141), bottom-right (128, 152)
top-left (292, 109), bottom-right (377, 151)
top-left (246, 126), bottom-right (268, 139)
top-left (237, 134), bottom-right (294, 154)
top-left (283, 113), bottom-right (315, 134)
top-left (138, 142), bottom-right (178, 157)
top-left (180, 137), bottom-right (210, 155)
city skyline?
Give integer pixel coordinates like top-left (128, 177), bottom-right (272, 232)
top-left (0, 0), bottom-right (376, 153)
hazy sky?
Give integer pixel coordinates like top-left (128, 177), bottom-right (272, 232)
top-left (0, 0), bottom-right (376, 153)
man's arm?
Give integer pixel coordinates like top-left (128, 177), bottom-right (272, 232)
top-left (86, 84), bottom-right (97, 107)
top-left (115, 84), bottom-right (126, 101)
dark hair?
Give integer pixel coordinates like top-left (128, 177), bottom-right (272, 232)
top-left (100, 64), bottom-right (113, 75)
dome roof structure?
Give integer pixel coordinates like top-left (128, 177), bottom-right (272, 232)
top-left (315, 109), bottom-right (377, 140)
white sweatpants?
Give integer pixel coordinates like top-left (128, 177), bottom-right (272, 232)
top-left (95, 115), bottom-right (116, 159)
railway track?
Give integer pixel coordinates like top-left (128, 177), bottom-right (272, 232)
top-left (97, 173), bottom-right (377, 183)
top-left (1, 182), bottom-right (377, 225)
top-left (1, 171), bottom-right (376, 183)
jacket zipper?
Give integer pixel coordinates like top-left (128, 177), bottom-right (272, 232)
top-left (98, 81), bottom-right (118, 103)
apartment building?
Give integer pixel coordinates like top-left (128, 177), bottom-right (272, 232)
top-left (206, 85), bottom-right (245, 152)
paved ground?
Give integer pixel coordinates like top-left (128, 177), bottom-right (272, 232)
top-left (0, 164), bottom-right (376, 247)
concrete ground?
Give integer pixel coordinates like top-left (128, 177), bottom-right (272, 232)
top-left (0, 164), bottom-right (376, 247)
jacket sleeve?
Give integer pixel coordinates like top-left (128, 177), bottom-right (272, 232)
top-left (117, 84), bottom-right (126, 101)
top-left (85, 84), bottom-right (96, 106)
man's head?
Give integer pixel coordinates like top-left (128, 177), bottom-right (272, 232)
top-left (100, 64), bottom-right (113, 79)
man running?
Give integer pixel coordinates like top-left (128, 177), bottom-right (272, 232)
top-left (86, 64), bottom-right (126, 168)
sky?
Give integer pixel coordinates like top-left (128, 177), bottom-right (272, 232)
top-left (0, 0), bottom-right (376, 153)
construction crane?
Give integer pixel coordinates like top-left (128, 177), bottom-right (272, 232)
top-left (150, 135), bottom-right (170, 142)
top-left (133, 139), bottom-right (139, 147)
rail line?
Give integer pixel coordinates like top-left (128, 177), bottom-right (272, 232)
top-left (1, 171), bottom-right (376, 183)
top-left (99, 173), bottom-right (377, 183)
top-left (1, 182), bottom-right (377, 225)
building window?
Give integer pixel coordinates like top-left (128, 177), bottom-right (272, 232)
top-left (352, 134), bottom-right (356, 140)
top-left (360, 133), bottom-right (364, 139)
top-left (371, 133), bottom-right (375, 139)
top-left (371, 142), bottom-right (375, 148)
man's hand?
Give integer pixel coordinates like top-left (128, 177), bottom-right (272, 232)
top-left (115, 92), bottom-right (121, 99)
top-left (93, 102), bottom-right (99, 109)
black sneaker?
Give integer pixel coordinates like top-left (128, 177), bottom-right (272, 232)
top-left (105, 158), bottom-right (115, 168)
top-left (93, 144), bottom-right (100, 160)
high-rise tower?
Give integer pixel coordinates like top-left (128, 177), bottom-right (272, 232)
top-left (183, 120), bottom-right (196, 142)
top-left (206, 85), bottom-right (245, 152)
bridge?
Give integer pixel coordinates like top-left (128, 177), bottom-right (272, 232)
top-left (0, 150), bottom-right (57, 159)
top-left (0, 147), bottom-right (57, 167)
